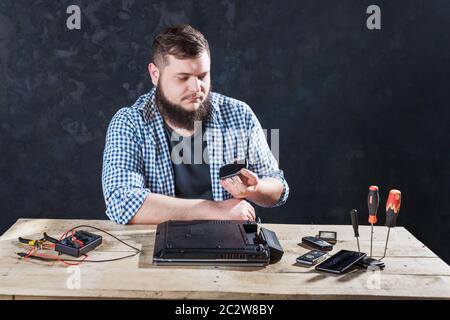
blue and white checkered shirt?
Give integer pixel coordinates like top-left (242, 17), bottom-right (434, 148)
top-left (102, 87), bottom-right (289, 224)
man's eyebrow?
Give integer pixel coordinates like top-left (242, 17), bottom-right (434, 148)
top-left (175, 71), bottom-right (209, 76)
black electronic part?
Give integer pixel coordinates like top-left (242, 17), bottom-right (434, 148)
top-left (317, 231), bottom-right (337, 244)
top-left (296, 250), bottom-right (327, 266)
top-left (315, 250), bottom-right (366, 274)
top-left (53, 230), bottom-right (102, 258)
top-left (356, 257), bottom-right (385, 269)
top-left (153, 220), bottom-right (283, 266)
top-left (219, 159), bottom-right (248, 180)
top-left (259, 227), bottom-right (284, 263)
top-left (301, 236), bottom-right (333, 251)
top-left (19, 225), bottom-right (142, 264)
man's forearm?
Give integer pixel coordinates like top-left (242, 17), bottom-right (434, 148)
top-left (246, 177), bottom-right (284, 207)
top-left (129, 193), bottom-right (217, 224)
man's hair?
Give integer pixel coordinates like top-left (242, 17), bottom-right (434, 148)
top-left (152, 24), bottom-right (210, 68)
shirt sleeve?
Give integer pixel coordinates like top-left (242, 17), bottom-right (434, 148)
top-left (101, 108), bottom-right (151, 224)
top-left (245, 105), bottom-right (290, 207)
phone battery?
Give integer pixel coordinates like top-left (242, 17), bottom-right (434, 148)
top-left (318, 231), bottom-right (337, 244)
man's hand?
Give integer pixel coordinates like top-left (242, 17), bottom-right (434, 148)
top-left (219, 168), bottom-right (259, 199)
top-left (220, 168), bottom-right (284, 207)
top-left (214, 198), bottom-right (256, 221)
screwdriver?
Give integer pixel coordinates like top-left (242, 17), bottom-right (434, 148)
top-left (349, 209), bottom-right (360, 252)
top-left (381, 189), bottom-right (402, 259)
top-left (367, 185), bottom-right (379, 257)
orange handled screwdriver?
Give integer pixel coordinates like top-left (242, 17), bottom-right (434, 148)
top-left (367, 186), bottom-right (379, 257)
top-left (381, 189), bottom-right (401, 259)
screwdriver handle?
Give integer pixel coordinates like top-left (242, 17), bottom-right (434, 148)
top-left (385, 189), bottom-right (401, 228)
top-left (350, 209), bottom-right (359, 237)
top-left (368, 185), bottom-right (379, 224)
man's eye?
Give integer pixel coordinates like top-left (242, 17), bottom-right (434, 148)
top-left (178, 77), bottom-right (188, 81)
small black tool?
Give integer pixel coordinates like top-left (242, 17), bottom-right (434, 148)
top-left (219, 159), bottom-right (248, 180)
top-left (301, 236), bottom-right (333, 251)
top-left (349, 209), bottom-right (360, 252)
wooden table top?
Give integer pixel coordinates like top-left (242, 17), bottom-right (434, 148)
top-left (0, 218), bottom-right (449, 299)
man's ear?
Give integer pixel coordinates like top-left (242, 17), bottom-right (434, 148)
top-left (148, 63), bottom-right (160, 86)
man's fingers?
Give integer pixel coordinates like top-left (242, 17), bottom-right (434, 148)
top-left (221, 179), bottom-right (237, 194)
top-left (223, 178), bottom-right (241, 197)
top-left (240, 168), bottom-right (256, 179)
top-left (243, 201), bottom-right (256, 220)
top-left (230, 176), bottom-right (247, 193)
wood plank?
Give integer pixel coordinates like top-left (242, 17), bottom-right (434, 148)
top-left (0, 267), bottom-right (449, 299)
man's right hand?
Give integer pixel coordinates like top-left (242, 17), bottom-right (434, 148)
top-left (214, 198), bottom-right (256, 221)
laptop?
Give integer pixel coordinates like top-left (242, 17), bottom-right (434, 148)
top-left (153, 220), bottom-right (283, 266)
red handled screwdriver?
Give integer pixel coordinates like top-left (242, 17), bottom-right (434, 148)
top-left (367, 186), bottom-right (380, 257)
top-left (381, 189), bottom-right (402, 259)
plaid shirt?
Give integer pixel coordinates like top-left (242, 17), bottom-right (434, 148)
top-left (102, 88), bottom-right (289, 224)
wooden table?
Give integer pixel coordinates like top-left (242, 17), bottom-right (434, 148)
top-left (0, 218), bottom-right (449, 299)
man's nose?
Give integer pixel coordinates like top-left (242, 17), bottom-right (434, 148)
top-left (188, 76), bottom-right (201, 92)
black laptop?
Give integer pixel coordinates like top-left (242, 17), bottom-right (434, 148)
top-left (152, 220), bottom-right (283, 266)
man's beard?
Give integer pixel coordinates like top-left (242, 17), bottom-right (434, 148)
top-left (155, 84), bottom-right (212, 131)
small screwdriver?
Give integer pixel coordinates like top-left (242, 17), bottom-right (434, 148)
top-left (367, 185), bottom-right (380, 257)
top-left (381, 189), bottom-right (402, 259)
top-left (349, 209), bottom-right (360, 252)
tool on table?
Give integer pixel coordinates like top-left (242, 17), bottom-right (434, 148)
top-left (349, 209), bottom-right (360, 252)
top-left (367, 185), bottom-right (379, 257)
top-left (381, 189), bottom-right (402, 260)
top-left (350, 208), bottom-right (384, 269)
top-left (18, 236), bottom-right (48, 250)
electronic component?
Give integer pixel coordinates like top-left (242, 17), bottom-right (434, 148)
top-left (301, 236), bottom-right (333, 251)
top-left (17, 225), bottom-right (141, 266)
top-left (153, 220), bottom-right (284, 266)
top-left (259, 227), bottom-right (284, 263)
top-left (315, 250), bottom-right (366, 274)
top-left (219, 159), bottom-right (248, 180)
top-left (356, 257), bottom-right (385, 269)
top-left (296, 250), bottom-right (327, 266)
top-left (317, 231), bottom-right (337, 244)
top-left (44, 230), bottom-right (102, 257)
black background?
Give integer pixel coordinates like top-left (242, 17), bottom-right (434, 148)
top-left (1, 0), bottom-right (449, 264)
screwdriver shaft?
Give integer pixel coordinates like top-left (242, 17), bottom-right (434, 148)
top-left (370, 223), bottom-right (374, 257)
top-left (381, 227), bottom-right (391, 260)
top-left (356, 237), bottom-right (360, 253)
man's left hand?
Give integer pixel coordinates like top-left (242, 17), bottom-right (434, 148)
top-left (219, 168), bottom-right (259, 199)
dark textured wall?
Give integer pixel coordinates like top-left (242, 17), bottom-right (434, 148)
top-left (1, 0), bottom-right (449, 264)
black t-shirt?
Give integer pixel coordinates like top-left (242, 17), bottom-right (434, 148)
top-left (163, 123), bottom-right (213, 200)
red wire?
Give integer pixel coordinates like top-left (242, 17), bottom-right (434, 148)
top-left (24, 252), bottom-right (88, 266)
top-left (21, 227), bottom-right (87, 266)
